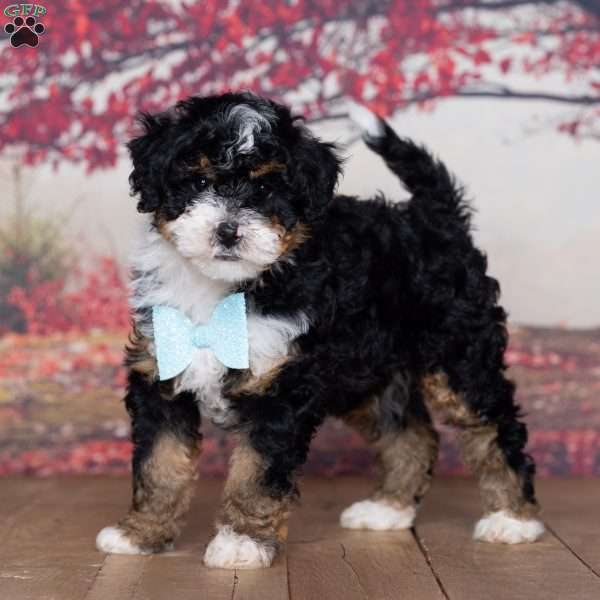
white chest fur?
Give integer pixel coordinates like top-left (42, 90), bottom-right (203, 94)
top-left (130, 223), bottom-right (308, 424)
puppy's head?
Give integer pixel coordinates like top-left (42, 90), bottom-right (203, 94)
top-left (128, 92), bottom-right (341, 281)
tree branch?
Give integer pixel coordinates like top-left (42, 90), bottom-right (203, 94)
top-left (437, 0), bottom-right (561, 12)
top-left (438, 0), bottom-right (600, 20)
top-left (455, 87), bottom-right (600, 105)
top-left (306, 84), bottom-right (599, 126)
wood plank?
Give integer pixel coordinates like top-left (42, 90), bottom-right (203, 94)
top-left (0, 477), bottom-right (56, 512)
top-left (84, 556), bottom-right (148, 600)
top-left (133, 555), bottom-right (233, 600)
top-left (0, 478), bottom-right (113, 566)
top-left (537, 479), bottom-right (600, 577)
top-left (0, 564), bottom-right (102, 600)
top-left (85, 478), bottom-right (153, 600)
top-left (233, 555), bottom-right (289, 600)
top-left (129, 546), bottom-right (290, 600)
top-left (3, 476), bottom-right (600, 600)
top-left (416, 477), bottom-right (600, 600)
top-left (0, 477), bottom-right (56, 539)
top-left (288, 541), bottom-right (365, 600)
top-left (289, 533), bottom-right (445, 600)
top-left (287, 477), bottom-right (444, 600)
top-left (0, 478), bottom-right (108, 600)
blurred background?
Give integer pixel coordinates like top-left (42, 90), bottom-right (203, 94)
top-left (1, 0), bottom-right (599, 477)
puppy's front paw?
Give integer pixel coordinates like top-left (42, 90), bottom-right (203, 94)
top-left (203, 526), bottom-right (275, 570)
top-left (340, 499), bottom-right (416, 530)
top-left (96, 526), bottom-right (148, 555)
top-left (474, 510), bottom-right (545, 544)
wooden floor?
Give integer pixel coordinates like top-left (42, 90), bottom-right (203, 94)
top-left (1, 477), bottom-right (599, 600)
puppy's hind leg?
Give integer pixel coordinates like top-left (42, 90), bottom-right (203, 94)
top-left (340, 376), bottom-right (439, 531)
top-left (422, 371), bottom-right (544, 544)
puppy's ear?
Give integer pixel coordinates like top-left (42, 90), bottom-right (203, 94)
top-left (127, 112), bottom-right (173, 213)
top-left (294, 134), bottom-right (342, 220)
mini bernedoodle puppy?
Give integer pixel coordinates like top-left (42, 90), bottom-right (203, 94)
top-left (96, 92), bottom-right (544, 569)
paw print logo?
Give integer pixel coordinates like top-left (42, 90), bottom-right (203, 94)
top-left (4, 15), bottom-right (45, 48)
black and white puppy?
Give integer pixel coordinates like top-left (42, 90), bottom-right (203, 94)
top-left (96, 92), bottom-right (544, 569)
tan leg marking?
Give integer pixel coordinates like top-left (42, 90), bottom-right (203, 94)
top-left (422, 373), bottom-right (538, 518)
top-left (343, 401), bottom-right (439, 509)
top-left (124, 323), bottom-right (157, 380)
top-left (339, 397), bottom-right (438, 533)
top-left (373, 419), bottom-right (439, 507)
top-left (219, 439), bottom-right (291, 545)
top-left (118, 433), bottom-right (200, 550)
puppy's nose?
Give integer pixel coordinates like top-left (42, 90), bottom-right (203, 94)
top-left (215, 221), bottom-right (240, 248)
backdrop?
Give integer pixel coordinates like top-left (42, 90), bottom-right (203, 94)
top-left (1, 0), bottom-right (599, 477)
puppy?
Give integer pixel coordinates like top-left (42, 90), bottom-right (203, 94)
top-left (96, 92), bottom-right (544, 569)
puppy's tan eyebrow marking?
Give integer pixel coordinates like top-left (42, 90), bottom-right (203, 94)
top-left (198, 155), bottom-right (212, 170)
top-left (249, 161), bottom-right (286, 179)
top-left (191, 154), bottom-right (216, 178)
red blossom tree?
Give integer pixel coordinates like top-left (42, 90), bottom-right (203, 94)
top-left (1, 0), bottom-right (599, 171)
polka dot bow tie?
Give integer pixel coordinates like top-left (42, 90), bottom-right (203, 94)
top-left (152, 293), bottom-right (249, 380)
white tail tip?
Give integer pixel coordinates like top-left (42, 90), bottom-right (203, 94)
top-left (347, 101), bottom-right (384, 139)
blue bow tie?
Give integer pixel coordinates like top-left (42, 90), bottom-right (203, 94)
top-left (152, 293), bottom-right (249, 380)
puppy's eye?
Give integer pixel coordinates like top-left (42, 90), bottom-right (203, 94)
top-left (258, 182), bottom-right (266, 192)
top-left (198, 177), bottom-right (208, 188)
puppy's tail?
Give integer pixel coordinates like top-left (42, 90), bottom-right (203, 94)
top-left (347, 102), bottom-right (469, 223)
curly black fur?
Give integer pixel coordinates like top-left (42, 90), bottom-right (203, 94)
top-left (125, 91), bottom-right (537, 508)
